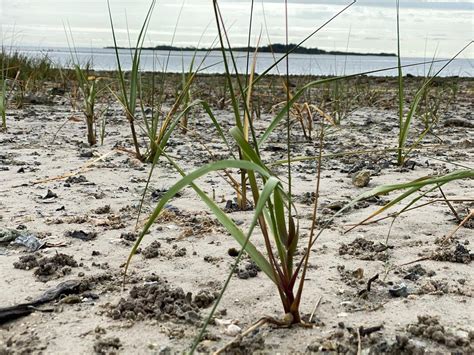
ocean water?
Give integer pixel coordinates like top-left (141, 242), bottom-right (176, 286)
top-left (10, 46), bottom-right (474, 77)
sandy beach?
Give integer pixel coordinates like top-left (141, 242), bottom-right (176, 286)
top-left (0, 74), bottom-right (473, 354)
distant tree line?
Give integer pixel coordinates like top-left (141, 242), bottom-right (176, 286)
top-left (106, 43), bottom-right (396, 57)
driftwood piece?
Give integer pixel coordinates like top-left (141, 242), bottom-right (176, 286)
top-left (0, 280), bottom-right (82, 324)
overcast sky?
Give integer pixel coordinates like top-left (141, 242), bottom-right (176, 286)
top-left (1, 0), bottom-right (473, 58)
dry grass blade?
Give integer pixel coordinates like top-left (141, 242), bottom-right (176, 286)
top-left (32, 151), bottom-right (116, 185)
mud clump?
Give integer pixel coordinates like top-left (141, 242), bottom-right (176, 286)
top-left (403, 264), bottom-right (430, 281)
top-left (109, 277), bottom-right (216, 324)
top-left (236, 260), bottom-right (260, 279)
top-left (120, 232), bottom-right (137, 242)
top-left (66, 230), bottom-right (97, 242)
top-left (193, 290), bottom-right (218, 308)
top-left (337, 265), bottom-right (365, 288)
top-left (305, 323), bottom-right (453, 354)
top-left (306, 323), bottom-right (385, 354)
top-left (407, 315), bottom-right (473, 350)
top-left (93, 205), bottom-right (111, 215)
top-left (0, 334), bottom-right (46, 354)
top-left (120, 232), bottom-right (138, 246)
top-left (94, 337), bottom-right (122, 355)
top-left (218, 332), bottom-right (265, 354)
top-left (155, 207), bottom-right (221, 238)
top-left (432, 243), bottom-right (472, 264)
top-left (181, 215), bottom-right (219, 238)
top-left (12, 254), bottom-right (38, 270)
top-left (14, 253), bottom-right (78, 281)
top-left (142, 241), bottom-right (161, 259)
top-left (339, 238), bottom-right (390, 261)
top-left (65, 175), bottom-right (88, 184)
top-left (298, 192), bottom-right (316, 206)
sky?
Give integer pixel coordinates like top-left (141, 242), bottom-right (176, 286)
top-left (0, 0), bottom-right (473, 58)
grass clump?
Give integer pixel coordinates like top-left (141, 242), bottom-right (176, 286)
top-left (108, 0), bottom-right (156, 161)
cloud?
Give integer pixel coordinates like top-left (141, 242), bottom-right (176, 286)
top-left (1, 0), bottom-right (472, 58)
top-left (222, 0), bottom-right (473, 10)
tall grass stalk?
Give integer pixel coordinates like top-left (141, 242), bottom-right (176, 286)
top-left (65, 26), bottom-right (106, 146)
top-left (127, 0), bottom-right (357, 341)
top-left (108, 0), bottom-right (156, 160)
top-left (0, 68), bottom-right (6, 131)
top-left (120, 1), bottom-right (472, 352)
top-left (347, 169), bottom-right (474, 234)
top-left (395, 1), bottom-right (472, 166)
top-left (1, 44), bottom-right (11, 131)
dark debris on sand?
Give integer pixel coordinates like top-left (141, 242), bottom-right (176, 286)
top-left (109, 276), bottom-right (217, 324)
top-left (13, 252), bottom-right (78, 282)
top-left (339, 238), bottom-right (391, 261)
top-left (432, 243), bottom-right (473, 264)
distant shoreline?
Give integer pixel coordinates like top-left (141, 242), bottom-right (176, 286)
top-left (104, 43), bottom-right (397, 57)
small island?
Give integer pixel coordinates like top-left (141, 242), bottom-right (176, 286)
top-left (105, 43), bottom-right (397, 57)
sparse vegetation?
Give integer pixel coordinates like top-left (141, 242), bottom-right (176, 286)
top-left (0, 0), bottom-right (472, 354)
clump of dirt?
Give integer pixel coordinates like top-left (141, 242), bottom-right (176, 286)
top-left (306, 321), bottom-right (467, 354)
top-left (298, 191), bottom-right (316, 206)
top-left (432, 243), bottom-right (472, 264)
top-left (155, 206), bottom-right (221, 238)
top-left (415, 279), bottom-right (468, 296)
top-left (13, 253), bottom-right (78, 281)
top-left (407, 315), bottom-right (473, 350)
top-left (80, 273), bottom-right (115, 292)
top-left (92, 215), bottom-right (125, 230)
top-left (337, 265), bottom-right (365, 288)
top-left (120, 232), bottom-right (137, 242)
top-left (65, 175), bottom-right (88, 184)
top-left (172, 245), bottom-right (187, 257)
top-left (66, 230), bottom-right (97, 241)
top-left (224, 198), bottom-right (253, 213)
top-left (93, 205), bottom-right (111, 215)
top-left (12, 254), bottom-right (38, 269)
top-left (402, 264), bottom-right (432, 281)
top-left (339, 238), bottom-right (391, 261)
top-left (119, 232), bottom-right (138, 246)
top-left (213, 332), bottom-right (266, 354)
top-left (50, 215), bottom-right (124, 230)
top-left (93, 337), bottom-right (122, 355)
top-left (193, 290), bottom-right (218, 308)
top-left (142, 241), bottom-right (161, 259)
top-left (47, 215), bottom-right (89, 225)
top-left (180, 214), bottom-right (221, 238)
top-left (236, 260), bottom-right (260, 279)
top-left (0, 333), bottom-right (46, 354)
top-left (109, 276), bottom-right (216, 324)
top-left (306, 323), bottom-right (387, 353)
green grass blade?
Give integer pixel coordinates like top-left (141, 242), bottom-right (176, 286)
top-left (230, 126), bottom-right (265, 167)
top-left (107, 0), bottom-right (128, 106)
top-left (126, 159), bottom-right (277, 282)
top-left (189, 176), bottom-right (280, 353)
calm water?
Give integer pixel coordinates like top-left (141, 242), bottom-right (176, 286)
top-left (11, 46), bottom-right (474, 77)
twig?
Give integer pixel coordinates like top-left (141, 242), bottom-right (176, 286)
top-left (213, 318), bottom-right (268, 355)
top-left (366, 274), bottom-right (379, 292)
top-left (359, 325), bottom-right (383, 337)
top-left (309, 296), bottom-right (323, 323)
top-left (32, 150), bottom-right (116, 185)
top-left (397, 256), bottom-right (431, 268)
top-left (357, 327), bottom-right (362, 355)
top-left (344, 198), bottom-right (473, 228)
top-left (439, 210), bottom-right (473, 245)
top-left (358, 273), bottom-right (379, 298)
top-left (438, 186), bottom-right (461, 222)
